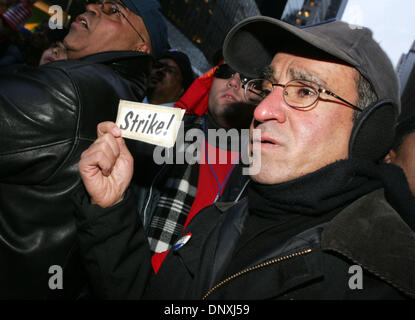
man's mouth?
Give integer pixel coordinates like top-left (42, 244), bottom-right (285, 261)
top-left (222, 93), bottom-right (236, 101)
top-left (253, 135), bottom-right (281, 146)
top-left (76, 15), bottom-right (89, 29)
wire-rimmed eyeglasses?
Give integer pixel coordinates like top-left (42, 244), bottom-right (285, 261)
top-left (244, 78), bottom-right (363, 111)
top-left (86, 0), bottom-right (146, 44)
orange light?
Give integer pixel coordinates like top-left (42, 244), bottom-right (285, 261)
top-left (24, 23), bottom-right (40, 31)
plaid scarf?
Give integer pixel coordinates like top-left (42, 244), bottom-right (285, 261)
top-left (146, 117), bottom-right (203, 253)
top-left (147, 163), bottom-right (199, 253)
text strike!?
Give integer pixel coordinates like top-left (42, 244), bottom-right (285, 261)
top-left (120, 111), bottom-right (175, 136)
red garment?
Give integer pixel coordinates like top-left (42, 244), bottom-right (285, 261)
top-left (184, 141), bottom-right (240, 230)
top-left (174, 65), bottom-right (219, 116)
top-left (151, 141), bottom-right (240, 274)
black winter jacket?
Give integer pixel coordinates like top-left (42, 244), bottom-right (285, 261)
top-left (0, 51), bottom-right (152, 299)
top-left (73, 184), bottom-right (415, 300)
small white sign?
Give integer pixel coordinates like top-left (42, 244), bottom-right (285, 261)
top-left (116, 100), bottom-right (186, 148)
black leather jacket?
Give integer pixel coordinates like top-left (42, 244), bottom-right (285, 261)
top-left (0, 51), bottom-right (152, 299)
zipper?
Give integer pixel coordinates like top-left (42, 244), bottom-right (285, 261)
top-left (202, 248), bottom-right (312, 300)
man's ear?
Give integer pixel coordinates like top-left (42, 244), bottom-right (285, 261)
top-left (136, 42), bottom-right (151, 55)
top-left (384, 149), bottom-right (397, 164)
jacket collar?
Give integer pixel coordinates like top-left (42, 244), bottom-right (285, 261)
top-left (80, 50), bottom-right (153, 64)
top-left (79, 51), bottom-right (154, 79)
top-left (321, 189), bottom-right (415, 298)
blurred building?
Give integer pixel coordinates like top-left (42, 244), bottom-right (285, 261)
top-left (159, 0), bottom-right (264, 73)
top-left (164, 17), bottom-right (212, 76)
top-left (397, 41), bottom-right (415, 95)
top-left (281, 0), bottom-right (348, 26)
top-left (397, 40), bottom-right (415, 120)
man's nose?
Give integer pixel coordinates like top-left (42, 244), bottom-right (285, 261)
top-left (253, 87), bottom-right (287, 124)
top-left (226, 73), bottom-right (242, 89)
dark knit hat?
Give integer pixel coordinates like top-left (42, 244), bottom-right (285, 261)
top-left (160, 49), bottom-right (195, 90)
top-left (121, 0), bottom-right (168, 58)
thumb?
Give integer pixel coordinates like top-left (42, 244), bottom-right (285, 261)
top-left (97, 121), bottom-right (121, 138)
top-left (115, 135), bottom-right (132, 159)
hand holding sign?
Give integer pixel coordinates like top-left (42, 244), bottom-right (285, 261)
top-left (79, 101), bottom-right (184, 207)
top-left (79, 122), bottom-right (134, 208)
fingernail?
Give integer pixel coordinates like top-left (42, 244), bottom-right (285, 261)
top-left (113, 127), bottom-right (121, 136)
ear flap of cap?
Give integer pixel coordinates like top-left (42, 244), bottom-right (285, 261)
top-left (349, 100), bottom-right (398, 161)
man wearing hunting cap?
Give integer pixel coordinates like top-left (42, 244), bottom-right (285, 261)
top-left (75, 17), bottom-right (415, 299)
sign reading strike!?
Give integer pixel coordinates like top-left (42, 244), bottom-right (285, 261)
top-left (116, 100), bottom-right (185, 148)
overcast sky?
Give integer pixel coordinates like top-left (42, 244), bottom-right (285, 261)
top-left (342, 0), bottom-right (415, 68)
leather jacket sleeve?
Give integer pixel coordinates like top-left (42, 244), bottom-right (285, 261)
top-left (72, 185), bottom-right (153, 299)
top-left (0, 52), bottom-right (151, 299)
top-left (0, 64), bottom-right (79, 184)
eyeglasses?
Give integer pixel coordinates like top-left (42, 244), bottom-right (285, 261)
top-left (214, 64), bottom-right (250, 87)
top-left (245, 78), bottom-right (362, 111)
top-left (86, 0), bottom-right (146, 43)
